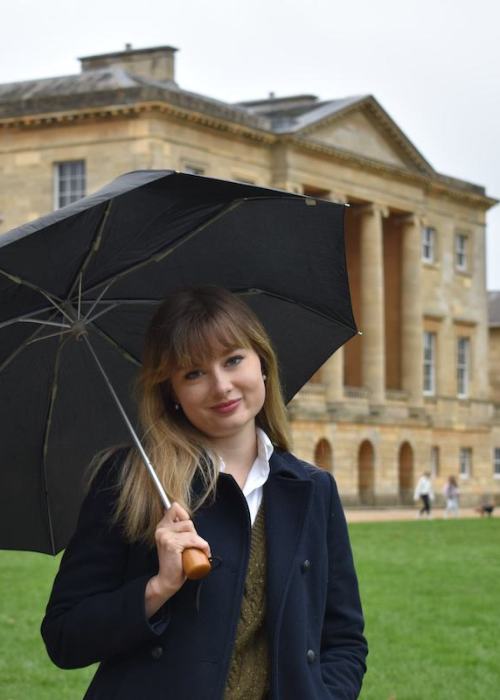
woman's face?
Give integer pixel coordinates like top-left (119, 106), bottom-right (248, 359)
top-left (170, 346), bottom-right (266, 442)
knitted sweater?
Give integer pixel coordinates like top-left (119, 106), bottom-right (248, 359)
top-left (224, 505), bottom-right (269, 699)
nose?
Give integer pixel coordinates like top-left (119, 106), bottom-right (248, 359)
top-left (210, 367), bottom-right (232, 396)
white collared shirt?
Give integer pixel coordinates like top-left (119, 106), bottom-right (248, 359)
top-left (218, 427), bottom-right (273, 525)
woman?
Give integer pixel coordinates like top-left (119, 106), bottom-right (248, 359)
top-left (41, 286), bottom-right (367, 699)
top-left (443, 476), bottom-right (460, 518)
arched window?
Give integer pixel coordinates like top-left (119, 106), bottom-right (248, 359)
top-left (398, 442), bottom-right (414, 504)
top-left (358, 440), bottom-right (375, 505)
top-left (314, 438), bottom-right (333, 471)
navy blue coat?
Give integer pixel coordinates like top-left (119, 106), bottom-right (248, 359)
top-left (41, 449), bottom-right (367, 699)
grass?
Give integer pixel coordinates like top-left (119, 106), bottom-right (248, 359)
top-left (0, 519), bottom-right (498, 699)
top-left (350, 519), bottom-right (500, 700)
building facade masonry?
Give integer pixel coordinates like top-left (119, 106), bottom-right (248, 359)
top-left (1, 44), bottom-right (499, 506)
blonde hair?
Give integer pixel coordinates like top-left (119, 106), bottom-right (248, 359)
top-left (96, 286), bottom-right (290, 545)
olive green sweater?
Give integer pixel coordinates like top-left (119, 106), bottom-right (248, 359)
top-left (224, 505), bottom-right (269, 699)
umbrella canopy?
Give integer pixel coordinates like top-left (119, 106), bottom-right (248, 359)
top-left (0, 170), bottom-right (356, 554)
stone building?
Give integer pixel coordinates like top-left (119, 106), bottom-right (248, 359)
top-left (1, 44), bottom-right (498, 505)
top-left (488, 292), bottom-right (500, 489)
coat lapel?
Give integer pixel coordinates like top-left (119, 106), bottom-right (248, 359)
top-left (264, 451), bottom-right (312, 638)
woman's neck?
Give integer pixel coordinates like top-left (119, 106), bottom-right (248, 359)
top-left (210, 425), bottom-right (258, 489)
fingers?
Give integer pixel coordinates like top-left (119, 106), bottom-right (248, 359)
top-left (169, 519), bottom-right (196, 535)
top-left (165, 501), bottom-right (190, 523)
top-left (154, 502), bottom-right (211, 558)
top-left (155, 528), bottom-right (211, 557)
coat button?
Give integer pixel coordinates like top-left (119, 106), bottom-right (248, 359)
top-left (301, 559), bottom-right (311, 573)
top-left (151, 645), bottom-right (163, 660)
top-left (306, 649), bottom-right (316, 664)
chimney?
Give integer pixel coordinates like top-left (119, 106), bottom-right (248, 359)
top-left (79, 44), bottom-right (178, 82)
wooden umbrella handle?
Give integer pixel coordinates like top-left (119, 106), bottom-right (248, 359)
top-left (182, 547), bottom-right (212, 580)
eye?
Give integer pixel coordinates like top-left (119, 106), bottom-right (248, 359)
top-left (226, 354), bottom-right (244, 367)
top-left (184, 369), bottom-right (203, 380)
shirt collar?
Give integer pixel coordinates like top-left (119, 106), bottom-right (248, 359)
top-left (218, 427), bottom-right (273, 495)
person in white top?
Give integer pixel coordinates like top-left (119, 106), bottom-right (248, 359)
top-left (42, 286), bottom-right (367, 699)
top-left (414, 471), bottom-right (434, 518)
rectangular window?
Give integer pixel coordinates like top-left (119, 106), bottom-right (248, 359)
top-left (54, 160), bottom-right (86, 209)
top-left (459, 447), bottom-right (472, 478)
top-left (430, 446), bottom-right (440, 477)
top-left (423, 331), bottom-right (436, 395)
top-left (494, 448), bottom-right (500, 478)
top-left (421, 227), bottom-right (435, 263)
top-left (455, 233), bottom-right (468, 271)
top-left (457, 337), bottom-right (470, 397)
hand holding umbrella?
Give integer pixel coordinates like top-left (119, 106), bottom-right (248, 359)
top-left (86, 335), bottom-right (212, 580)
top-left (146, 503), bottom-right (212, 614)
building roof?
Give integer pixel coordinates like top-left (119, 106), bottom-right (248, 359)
top-left (488, 291), bottom-right (500, 327)
top-left (0, 66), bottom-right (271, 132)
top-left (0, 46), bottom-right (496, 205)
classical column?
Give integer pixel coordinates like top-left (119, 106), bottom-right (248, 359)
top-left (473, 222), bottom-right (490, 400)
top-left (358, 203), bottom-right (387, 405)
top-left (324, 347), bottom-right (344, 404)
top-left (400, 213), bottom-right (424, 407)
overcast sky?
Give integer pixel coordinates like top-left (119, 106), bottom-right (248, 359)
top-left (1, 0), bottom-right (499, 288)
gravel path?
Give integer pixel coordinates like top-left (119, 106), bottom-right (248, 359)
top-left (344, 507), bottom-right (486, 523)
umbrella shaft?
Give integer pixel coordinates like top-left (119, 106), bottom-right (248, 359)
top-left (82, 334), bottom-right (171, 510)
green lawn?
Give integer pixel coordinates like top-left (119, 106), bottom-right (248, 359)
top-left (0, 519), bottom-right (498, 699)
top-left (350, 519), bottom-right (500, 700)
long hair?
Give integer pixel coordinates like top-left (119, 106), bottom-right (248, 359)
top-left (97, 286), bottom-right (290, 545)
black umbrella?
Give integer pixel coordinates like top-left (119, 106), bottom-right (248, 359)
top-left (0, 170), bottom-right (356, 556)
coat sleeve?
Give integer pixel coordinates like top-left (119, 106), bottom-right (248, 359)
top-left (320, 473), bottom-right (368, 699)
top-left (40, 451), bottom-right (170, 669)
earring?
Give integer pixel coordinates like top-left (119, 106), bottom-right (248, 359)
top-left (174, 402), bottom-right (180, 411)
top-left (262, 374), bottom-right (267, 382)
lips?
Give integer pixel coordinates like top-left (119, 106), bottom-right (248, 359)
top-left (211, 398), bottom-right (241, 414)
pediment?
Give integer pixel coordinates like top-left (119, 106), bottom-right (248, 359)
top-left (305, 109), bottom-right (418, 170)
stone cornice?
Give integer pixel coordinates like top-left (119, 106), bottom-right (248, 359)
top-left (288, 136), bottom-right (497, 209)
top-left (0, 100), bottom-right (276, 144)
top-left (0, 94), bottom-right (496, 209)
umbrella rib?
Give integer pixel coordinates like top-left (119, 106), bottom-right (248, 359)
top-left (17, 318), bottom-right (71, 329)
top-left (85, 302), bottom-right (121, 324)
top-left (77, 273), bottom-right (83, 319)
top-left (80, 199), bottom-right (244, 298)
top-left (41, 335), bottom-right (67, 555)
top-left (235, 287), bottom-right (357, 333)
top-left (26, 329), bottom-right (74, 345)
top-left (0, 267), bottom-right (69, 318)
top-left (82, 281), bottom-right (115, 322)
top-left (66, 200), bottom-right (113, 302)
top-left (0, 306), bottom-right (59, 330)
top-left (0, 314), bottom-right (61, 375)
top-left (87, 321), bottom-right (142, 368)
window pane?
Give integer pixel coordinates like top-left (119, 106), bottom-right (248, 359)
top-left (459, 448), bottom-right (472, 478)
top-left (423, 331), bottom-right (435, 394)
top-left (457, 337), bottom-right (469, 397)
top-left (55, 160), bottom-right (86, 209)
top-left (421, 227), bottom-right (435, 262)
top-left (494, 448), bottom-right (500, 476)
top-left (455, 233), bottom-right (467, 270)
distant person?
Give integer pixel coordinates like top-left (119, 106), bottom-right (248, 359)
top-left (476, 492), bottom-right (495, 517)
top-left (443, 476), bottom-right (460, 518)
top-left (414, 471), bottom-right (434, 518)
